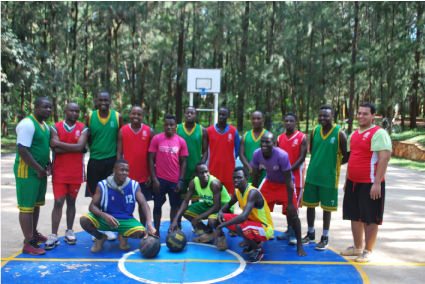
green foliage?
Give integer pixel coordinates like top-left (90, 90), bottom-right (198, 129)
top-left (388, 157), bottom-right (425, 172)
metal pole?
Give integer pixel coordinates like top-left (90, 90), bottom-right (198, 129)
top-left (189, 93), bottom-right (193, 106)
top-left (214, 93), bottom-right (218, 124)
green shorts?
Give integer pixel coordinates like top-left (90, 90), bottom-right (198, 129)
top-left (14, 172), bottom-right (47, 213)
top-left (82, 213), bottom-right (145, 237)
top-left (181, 178), bottom-right (200, 201)
top-left (184, 201), bottom-right (234, 220)
top-left (302, 182), bottom-right (338, 211)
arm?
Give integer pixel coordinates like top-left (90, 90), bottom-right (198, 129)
top-left (116, 129), bottom-right (123, 160)
top-left (239, 134), bottom-right (252, 173)
top-left (145, 128), bottom-right (156, 188)
top-left (135, 186), bottom-right (156, 237)
top-left (309, 131), bottom-right (314, 153)
top-left (18, 146), bottom-right (48, 178)
top-left (89, 185), bottom-right (120, 228)
top-left (290, 136), bottom-right (308, 171)
top-left (283, 169), bottom-right (297, 219)
top-left (175, 156), bottom-right (187, 193)
top-left (50, 128), bottom-right (88, 153)
top-left (234, 129), bottom-right (241, 159)
top-left (118, 113), bottom-right (124, 129)
top-left (85, 115), bottom-right (91, 143)
top-left (217, 193), bottom-right (239, 224)
top-left (251, 167), bottom-right (260, 188)
top-left (339, 130), bottom-right (349, 165)
top-left (370, 150), bottom-right (391, 200)
top-left (169, 180), bottom-right (195, 233)
top-left (201, 127), bottom-right (209, 163)
top-left (193, 181), bottom-right (222, 224)
top-left (148, 152), bottom-right (160, 193)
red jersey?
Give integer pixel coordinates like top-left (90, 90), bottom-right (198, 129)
top-left (278, 131), bottom-right (306, 189)
top-left (122, 123), bottom-right (151, 183)
top-left (52, 121), bottom-right (86, 184)
top-left (348, 125), bottom-right (385, 183)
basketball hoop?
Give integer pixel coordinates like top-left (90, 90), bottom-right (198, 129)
top-left (200, 88), bottom-right (207, 101)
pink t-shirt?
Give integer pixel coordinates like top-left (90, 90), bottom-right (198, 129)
top-left (148, 133), bottom-right (189, 183)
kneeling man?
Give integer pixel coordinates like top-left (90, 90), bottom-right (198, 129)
top-left (80, 160), bottom-right (156, 252)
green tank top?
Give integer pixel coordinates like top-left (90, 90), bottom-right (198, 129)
top-left (88, 110), bottom-right (119, 160)
top-left (306, 124), bottom-right (342, 188)
top-left (177, 123), bottom-right (202, 180)
top-left (243, 129), bottom-right (268, 183)
top-left (194, 175), bottom-right (234, 210)
top-left (14, 114), bottom-right (50, 177)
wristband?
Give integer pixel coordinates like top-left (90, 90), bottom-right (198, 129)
top-left (178, 181), bottom-right (184, 186)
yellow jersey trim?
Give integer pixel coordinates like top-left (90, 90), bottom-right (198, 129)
top-left (320, 124), bottom-right (337, 140)
top-left (251, 129), bottom-right (266, 143)
top-left (97, 110), bottom-right (111, 125)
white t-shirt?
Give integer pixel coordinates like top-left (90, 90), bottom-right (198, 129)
top-left (16, 118), bottom-right (48, 147)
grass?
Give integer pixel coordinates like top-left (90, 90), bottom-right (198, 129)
top-left (388, 156), bottom-right (425, 172)
top-left (390, 129), bottom-right (425, 148)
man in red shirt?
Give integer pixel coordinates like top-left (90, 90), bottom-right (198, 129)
top-left (117, 105), bottom-right (154, 226)
top-left (46, 102), bottom-right (89, 250)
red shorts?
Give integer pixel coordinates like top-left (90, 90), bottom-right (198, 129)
top-left (52, 183), bottom-right (81, 199)
top-left (259, 179), bottom-right (298, 214)
top-left (221, 181), bottom-right (235, 197)
top-left (223, 213), bottom-right (268, 242)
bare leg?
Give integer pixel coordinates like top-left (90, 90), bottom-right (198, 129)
top-left (170, 205), bottom-right (180, 228)
top-left (351, 221), bottom-right (364, 249)
top-left (80, 217), bottom-right (103, 239)
top-left (306, 207), bottom-right (315, 228)
top-left (20, 212), bottom-right (33, 243)
top-left (32, 206), bottom-right (41, 235)
top-left (323, 210), bottom-right (331, 231)
top-left (364, 223), bottom-right (378, 252)
top-left (292, 217), bottom-right (307, 256)
top-left (52, 196), bottom-right (66, 234)
top-left (153, 214), bottom-right (161, 237)
top-left (183, 214), bottom-right (210, 232)
top-left (65, 195), bottom-right (76, 230)
top-left (208, 218), bottom-right (224, 236)
top-left (128, 231), bottom-right (145, 239)
top-left (235, 225), bottom-right (262, 250)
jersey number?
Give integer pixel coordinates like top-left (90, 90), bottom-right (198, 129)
top-left (331, 200), bottom-right (334, 206)
top-left (125, 195), bottom-right (134, 204)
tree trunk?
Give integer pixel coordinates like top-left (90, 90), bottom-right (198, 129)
top-left (71, 1), bottom-right (78, 97)
top-left (238, 1), bottom-right (249, 133)
top-left (410, 1), bottom-right (423, 129)
top-left (113, 21), bottom-right (122, 109)
top-left (264, 2), bottom-right (275, 131)
top-left (83, 3), bottom-right (89, 116)
top-left (175, 5), bottom-right (186, 124)
top-left (51, 3), bottom-right (58, 122)
top-left (139, 61), bottom-right (148, 107)
top-left (348, 1), bottom-right (359, 135)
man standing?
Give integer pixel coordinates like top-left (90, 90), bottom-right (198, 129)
top-left (251, 132), bottom-right (306, 257)
top-left (148, 114), bottom-right (188, 237)
top-left (86, 91), bottom-right (123, 241)
top-left (301, 105), bottom-right (348, 250)
top-left (45, 102), bottom-right (89, 250)
top-left (341, 102), bottom-right (391, 262)
top-left (239, 111), bottom-right (268, 184)
top-left (176, 106), bottom-right (208, 201)
top-left (14, 97), bottom-right (52, 255)
top-left (117, 105), bottom-right (154, 226)
top-left (80, 160), bottom-right (156, 252)
top-left (207, 106), bottom-right (240, 196)
top-left (214, 167), bottom-right (275, 264)
top-left (168, 162), bottom-right (234, 250)
top-left (276, 113), bottom-right (308, 245)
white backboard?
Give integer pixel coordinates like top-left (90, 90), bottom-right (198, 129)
top-left (187, 68), bottom-right (221, 93)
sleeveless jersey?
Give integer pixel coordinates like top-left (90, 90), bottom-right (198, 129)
top-left (52, 121), bottom-right (86, 183)
top-left (207, 124), bottom-right (237, 183)
top-left (98, 179), bottom-right (139, 219)
top-left (306, 125), bottom-right (342, 188)
top-left (348, 125), bottom-right (385, 183)
top-left (88, 110), bottom-right (119, 160)
top-left (14, 114), bottom-right (50, 178)
top-left (193, 175), bottom-right (234, 210)
top-left (121, 123), bottom-right (151, 183)
top-left (278, 131), bottom-right (306, 188)
top-left (244, 129), bottom-right (268, 183)
top-left (177, 123), bottom-right (203, 180)
top-left (235, 185), bottom-right (274, 239)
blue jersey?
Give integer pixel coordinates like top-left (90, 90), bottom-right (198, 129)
top-left (98, 179), bottom-right (139, 219)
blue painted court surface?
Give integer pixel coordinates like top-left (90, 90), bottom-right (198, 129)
top-left (1, 221), bottom-right (365, 283)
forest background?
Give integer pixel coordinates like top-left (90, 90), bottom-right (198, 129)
top-left (1, 1), bottom-right (424, 138)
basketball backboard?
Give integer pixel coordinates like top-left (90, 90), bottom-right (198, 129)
top-left (187, 68), bottom-right (221, 93)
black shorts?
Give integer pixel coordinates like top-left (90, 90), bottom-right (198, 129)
top-left (139, 182), bottom-right (152, 202)
top-left (85, 156), bottom-right (116, 197)
top-left (343, 179), bottom-right (385, 225)
top-left (151, 177), bottom-right (182, 215)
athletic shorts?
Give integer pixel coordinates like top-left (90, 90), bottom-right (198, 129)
top-left (343, 179), bottom-right (385, 225)
top-left (86, 156), bottom-right (116, 197)
top-left (276, 187), bottom-right (303, 210)
top-left (221, 181), bottom-right (235, 197)
top-left (184, 201), bottom-right (234, 220)
top-left (53, 183), bottom-right (81, 199)
top-left (82, 213), bottom-right (145, 237)
top-left (15, 174), bottom-right (47, 213)
top-left (152, 177), bottom-right (182, 214)
top-left (259, 179), bottom-right (298, 214)
top-left (181, 177), bottom-right (200, 200)
top-left (139, 182), bottom-right (152, 202)
top-left (302, 182), bottom-right (338, 212)
top-left (223, 213), bottom-right (271, 242)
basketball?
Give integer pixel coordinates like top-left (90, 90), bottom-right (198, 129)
top-left (166, 230), bottom-right (187, 252)
top-left (139, 236), bottom-right (161, 258)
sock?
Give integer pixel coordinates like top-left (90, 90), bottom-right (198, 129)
top-left (93, 230), bottom-right (104, 240)
top-left (323, 230), bottom-right (329, 237)
top-left (308, 227), bottom-right (314, 233)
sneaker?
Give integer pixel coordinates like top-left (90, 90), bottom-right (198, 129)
top-left (269, 235), bottom-right (275, 240)
top-left (301, 230), bottom-right (315, 244)
top-left (44, 234), bottom-right (60, 250)
top-left (91, 234), bottom-right (107, 253)
top-left (104, 231), bottom-right (116, 241)
top-left (340, 245), bottom-right (363, 256)
top-left (288, 228), bottom-right (297, 246)
top-left (315, 235), bottom-right (329, 250)
top-left (33, 230), bottom-right (48, 244)
top-left (356, 249), bottom-right (373, 263)
top-left (242, 246), bottom-right (254, 254)
top-left (193, 232), bottom-right (214, 243)
top-left (277, 227), bottom-right (291, 240)
top-left (192, 228), bottom-right (205, 236)
top-left (248, 247), bottom-right (264, 264)
top-left (118, 233), bottom-right (130, 250)
top-left (23, 239), bottom-right (46, 255)
top-left (64, 230), bottom-right (77, 245)
top-left (216, 236), bottom-right (228, 251)
top-left (228, 230), bottom-right (238, 237)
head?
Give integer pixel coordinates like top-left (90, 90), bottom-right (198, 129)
top-left (195, 162), bottom-right (210, 184)
top-left (357, 102), bottom-right (376, 129)
top-left (318, 105), bottom-right (334, 127)
top-left (163, 114), bottom-right (177, 137)
top-left (218, 106), bottom-right (230, 124)
top-left (64, 102), bottom-right (80, 123)
top-left (33, 97), bottom-right (52, 121)
top-left (283, 113), bottom-right (297, 132)
top-left (233, 167), bottom-right (249, 190)
top-left (184, 106), bottom-right (197, 123)
top-left (96, 91), bottom-right (111, 111)
top-left (129, 105), bottom-right (144, 125)
top-left (251, 111), bottom-right (265, 129)
top-left (113, 159), bottom-right (129, 185)
top-left (260, 132), bottom-right (275, 156)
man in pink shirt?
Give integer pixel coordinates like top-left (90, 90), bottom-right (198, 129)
top-left (148, 114), bottom-right (188, 237)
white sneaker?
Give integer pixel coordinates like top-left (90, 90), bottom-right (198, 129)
top-left (64, 229), bottom-right (77, 245)
top-left (45, 234), bottom-right (59, 250)
top-left (104, 231), bottom-right (117, 241)
top-left (340, 245), bottom-right (363, 256)
top-left (356, 249), bottom-right (373, 262)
